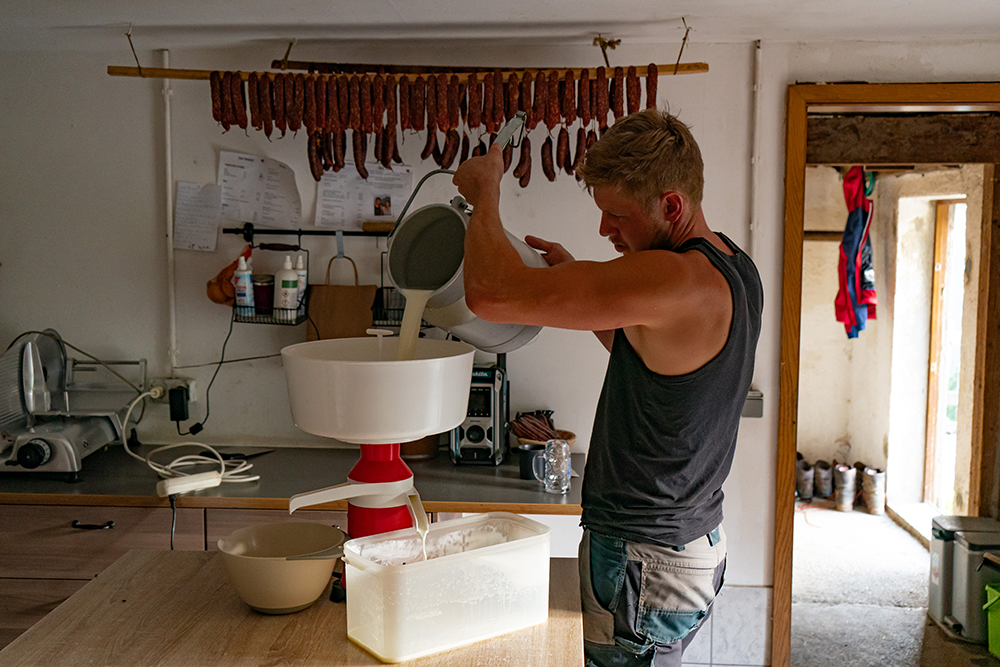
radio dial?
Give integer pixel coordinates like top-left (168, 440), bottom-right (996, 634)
top-left (17, 439), bottom-right (52, 469)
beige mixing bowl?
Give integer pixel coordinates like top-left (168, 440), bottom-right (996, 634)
top-left (218, 522), bottom-right (347, 614)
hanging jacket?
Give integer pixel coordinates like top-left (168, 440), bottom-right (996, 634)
top-left (834, 166), bottom-right (877, 338)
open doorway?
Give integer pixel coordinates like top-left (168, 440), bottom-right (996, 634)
top-left (772, 82), bottom-right (1000, 667)
top-left (791, 165), bottom-right (985, 666)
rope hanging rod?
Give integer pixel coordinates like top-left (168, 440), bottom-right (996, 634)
top-left (107, 62), bottom-right (709, 82)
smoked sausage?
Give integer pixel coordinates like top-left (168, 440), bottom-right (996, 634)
top-left (353, 129), bottom-right (369, 179)
top-left (492, 69), bottom-right (504, 131)
top-left (448, 75), bottom-right (460, 131)
top-left (506, 72), bottom-right (519, 123)
top-left (273, 73), bottom-right (287, 135)
top-left (529, 71), bottom-right (546, 130)
top-left (348, 75), bottom-right (361, 131)
top-left (411, 76), bottom-right (425, 131)
top-left (247, 72), bottom-right (260, 130)
top-left (546, 70), bottom-right (560, 130)
top-left (290, 74), bottom-right (304, 132)
top-left (308, 132), bottom-right (323, 181)
top-left (325, 74), bottom-right (338, 133)
top-left (578, 69), bottom-right (590, 127)
top-left (646, 63), bottom-right (658, 109)
top-left (337, 75), bottom-right (350, 129)
top-left (315, 76), bottom-right (327, 132)
top-left (258, 75), bottom-right (273, 139)
top-left (437, 73), bottom-right (449, 132)
top-left (220, 72), bottom-right (233, 131)
top-left (611, 66), bottom-right (624, 120)
top-left (231, 72), bottom-right (248, 131)
top-left (440, 129), bottom-right (460, 168)
top-left (482, 72), bottom-right (495, 133)
top-left (385, 74), bottom-right (397, 129)
top-left (468, 73), bottom-right (481, 130)
top-left (373, 74), bottom-right (384, 131)
top-left (303, 75), bottom-right (317, 135)
top-left (425, 75), bottom-right (438, 135)
top-left (210, 71), bottom-right (222, 123)
top-left (563, 70), bottom-right (576, 126)
top-left (459, 132), bottom-right (470, 165)
top-left (360, 75), bottom-right (373, 133)
top-left (596, 67), bottom-right (609, 129)
top-left (502, 141), bottom-right (513, 173)
top-left (399, 75), bottom-right (411, 131)
top-left (541, 136), bottom-right (556, 181)
top-left (556, 127), bottom-right (570, 172)
top-left (626, 66), bottom-right (640, 114)
top-left (513, 136), bottom-right (531, 179)
top-left (421, 125), bottom-right (438, 161)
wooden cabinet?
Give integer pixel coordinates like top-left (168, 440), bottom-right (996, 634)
top-left (0, 504), bottom-right (204, 649)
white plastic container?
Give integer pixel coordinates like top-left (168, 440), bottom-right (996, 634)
top-left (281, 337), bottom-right (475, 444)
top-left (233, 256), bottom-right (254, 316)
top-left (342, 512), bottom-right (551, 663)
top-left (275, 255), bottom-right (299, 322)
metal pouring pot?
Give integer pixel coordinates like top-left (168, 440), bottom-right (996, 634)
top-left (387, 195), bottom-right (548, 354)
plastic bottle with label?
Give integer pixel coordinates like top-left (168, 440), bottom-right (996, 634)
top-left (295, 255), bottom-right (308, 318)
top-left (233, 256), bottom-right (255, 317)
top-left (275, 255), bottom-right (299, 322)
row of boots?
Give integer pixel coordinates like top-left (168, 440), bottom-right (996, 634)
top-left (795, 455), bottom-right (886, 515)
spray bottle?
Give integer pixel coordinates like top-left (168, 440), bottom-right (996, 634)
top-left (233, 256), bottom-right (255, 317)
top-left (275, 255), bottom-right (299, 322)
top-left (295, 255), bottom-right (308, 318)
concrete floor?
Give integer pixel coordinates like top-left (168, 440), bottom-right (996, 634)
top-left (791, 500), bottom-right (996, 666)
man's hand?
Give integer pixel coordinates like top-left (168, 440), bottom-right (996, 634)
top-left (525, 235), bottom-right (575, 267)
top-left (452, 143), bottom-right (504, 208)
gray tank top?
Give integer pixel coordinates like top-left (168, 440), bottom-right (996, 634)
top-left (581, 233), bottom-right (763, 547)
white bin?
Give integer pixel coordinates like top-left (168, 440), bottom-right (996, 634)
top-left (342, 512), bottom-right (550, 663)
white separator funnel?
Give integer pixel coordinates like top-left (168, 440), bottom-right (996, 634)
top-left (281, 337), bottom-right (475, 445)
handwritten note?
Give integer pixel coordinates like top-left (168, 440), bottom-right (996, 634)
top-left (173, 182), bottom-right (221, 251)
top-left (315, 163), bottom-right (413, 230)
top-left (217, 151), bottom-right (302, 228)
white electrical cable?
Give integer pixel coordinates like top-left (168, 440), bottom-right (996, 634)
top-left (122, 392), bottom-right (260, 484)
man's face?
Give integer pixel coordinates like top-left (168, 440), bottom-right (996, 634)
top-left (592, 186), bottom-right (671, 254)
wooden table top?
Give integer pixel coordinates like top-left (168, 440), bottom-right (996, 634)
top-left (0, 550), bottom-right (583, 666)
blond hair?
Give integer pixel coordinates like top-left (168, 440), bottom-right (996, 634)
top-left (577, 109), bottom-right (704, 214)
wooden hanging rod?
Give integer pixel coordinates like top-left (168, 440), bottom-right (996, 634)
top-left (107, 62), bottom-right (708, 83)
top-left (268, 60), bottom-right (709, 77)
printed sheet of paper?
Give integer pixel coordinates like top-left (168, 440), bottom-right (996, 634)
top-left (173, 182), bottom-right (221, 252)
top-left (315, 164), bottom-right (413, 230)
top-left (217, 151), bottom-right (302, 228)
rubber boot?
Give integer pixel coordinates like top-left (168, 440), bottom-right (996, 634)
top-left (814, 460), bottom-right (833, 499)
top-left (796, 460), bottom-right (814, 501)
top-left (833, 464), bottom-right (856, 512)
top-left (862, 467), bottom-right (886, 515)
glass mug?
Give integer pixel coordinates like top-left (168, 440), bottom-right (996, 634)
top-left (532, 438), bottom-right (571, 495)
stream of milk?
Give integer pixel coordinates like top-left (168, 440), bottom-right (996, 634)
top-left (396, 289), bottom-right (434, 361)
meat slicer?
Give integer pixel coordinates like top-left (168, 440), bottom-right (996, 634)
top-left (0, 329), bottom-right (144, 478)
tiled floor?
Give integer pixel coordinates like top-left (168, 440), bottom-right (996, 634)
top-left (790, 500), bottom-right (994, 666)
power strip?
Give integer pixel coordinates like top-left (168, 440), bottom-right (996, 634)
top-left (156, 471), bottom-right (222, 497)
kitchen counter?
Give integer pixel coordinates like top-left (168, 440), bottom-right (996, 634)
top-left (0, 445), bottom-right (584, 515)
top-left (0, 550), bottom-right (583, 666)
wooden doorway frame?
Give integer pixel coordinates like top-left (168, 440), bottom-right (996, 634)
top-left (773, 83), bottom-right (1000, 667)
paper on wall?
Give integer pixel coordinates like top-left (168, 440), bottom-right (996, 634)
top-left (217, 151), bottom-right (302, 228)
top-left (315, 164), bottom-right (413, 230)
top-left (173, 182), bottom-right (221, 252)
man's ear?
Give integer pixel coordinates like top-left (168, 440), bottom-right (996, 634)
top-left (658, 191), bottom-right (686, 223)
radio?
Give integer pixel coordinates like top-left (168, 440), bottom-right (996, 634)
top-left (450, 363), bottom-right (508, 466)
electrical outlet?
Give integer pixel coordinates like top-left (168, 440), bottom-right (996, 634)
top-left (149, 377), bottom-right (196, 404)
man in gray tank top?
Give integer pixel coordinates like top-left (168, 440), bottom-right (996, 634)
top-left (454, 109), bottom-right (763, 667)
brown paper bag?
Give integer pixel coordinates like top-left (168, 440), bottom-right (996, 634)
top-left (306, 256), bottom-right (378, 341)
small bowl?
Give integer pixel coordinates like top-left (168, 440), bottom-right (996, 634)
top-left (218, 522), bottom-right (347, 614)
top-left (516, 429), bottom-right (576, 447)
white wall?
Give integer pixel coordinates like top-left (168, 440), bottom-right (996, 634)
top-left (4, 35), bottom-right (1000, 619)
